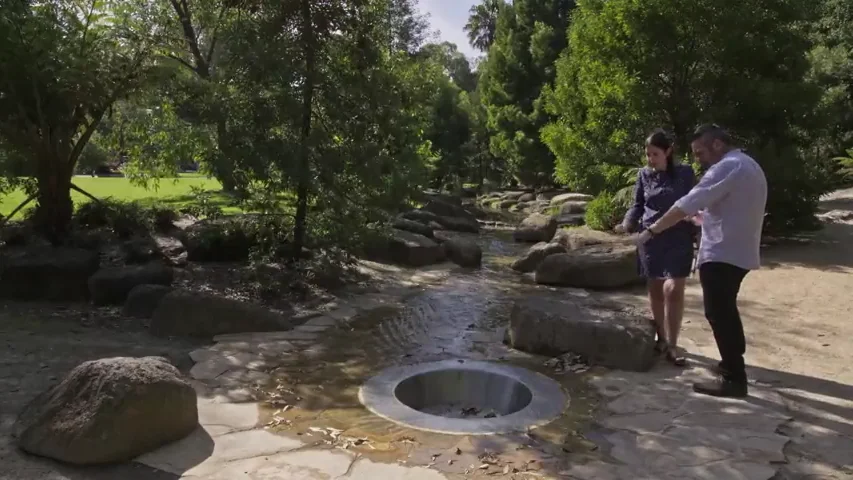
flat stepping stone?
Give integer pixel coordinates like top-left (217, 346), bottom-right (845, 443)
top-left (213, 331), bottom-right (318, 343)
top-left (295, 324), bottom-right (331, 333)
top-left (303, 315), bottom-right (338, 327)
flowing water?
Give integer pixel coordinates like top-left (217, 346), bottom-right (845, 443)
top-left (261, 227), bottom-right (602, 464)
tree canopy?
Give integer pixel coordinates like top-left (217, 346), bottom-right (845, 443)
top-left (1, 0), bottom-right (851, 248)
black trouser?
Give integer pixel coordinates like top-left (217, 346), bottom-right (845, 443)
top-left (699, 262), bottom-right (749, 383)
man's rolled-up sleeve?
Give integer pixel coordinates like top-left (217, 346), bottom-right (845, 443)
top-left (674, 160), bottom-right (741, 215)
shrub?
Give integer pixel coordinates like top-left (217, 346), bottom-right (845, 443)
top-left (73, 199), bottom-right (179, 238)
top-left (584, 192), bottom-right (624, 231)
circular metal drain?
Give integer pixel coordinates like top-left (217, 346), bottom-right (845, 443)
top-left (358, 359), bottom-right (568, 435)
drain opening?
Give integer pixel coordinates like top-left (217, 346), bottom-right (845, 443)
top-left (394, 369), bottom-right (533, 419)
top-left (359, 360), bottom-right (567, 435)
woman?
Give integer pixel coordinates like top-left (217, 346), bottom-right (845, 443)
top-left (617, 130), bottom-right (697, 366)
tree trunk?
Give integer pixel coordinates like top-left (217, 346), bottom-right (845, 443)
top-left (33, 154), bottom-right (73, 245)
top-left (291, 0), bottom-right (315, 263)
top-left (214, 118), bottom-right (240, 194)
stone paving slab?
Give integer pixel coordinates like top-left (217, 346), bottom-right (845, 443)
top-left (163, 282), bottom-right (851, 480)
top-left (578, 366), bottom-right (793, 480)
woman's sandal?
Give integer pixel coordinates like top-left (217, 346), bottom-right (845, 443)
top-left (664, 346), bottom-right (687, 367)
top-left (654, 338), bottom-right (668, 354)
top-left (651, 321), bottom-right (667, 353)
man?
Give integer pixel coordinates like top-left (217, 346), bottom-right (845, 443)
top-left (635, 124), bottom-right (768, 398)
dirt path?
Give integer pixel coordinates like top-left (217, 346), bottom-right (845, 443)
top-left (682, 187), bottom-right (853, 385)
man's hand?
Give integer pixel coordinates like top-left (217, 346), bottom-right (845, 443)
top-left (633, 229), bottom-right (653, 246)
top-left (614, 223), bottom-right (627, 235)
top-left (689, 213), bottom-right (703, 226)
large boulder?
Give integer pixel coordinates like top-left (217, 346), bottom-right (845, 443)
top-left (534, 245), bottom-right (641, 289)
top-left (550, 193), bottom-right (594, 207)
top-left (443, 237), bottom-right (483, 268)
top-left (400, 209), bottom-right (479, 234)
top-left (385, 230), bottom-right (445, 267)
top-left (88, 263), bottom-right (174, 306)
top-left (435, 215), bottom-right (480, 233)
top-left (14, 357), bottom-right (198, 465)
top-left (551, 227), bottom-right (623, 250)
top-left (392, 217), bottom-right (434, 238)
top-left (422, 192), bottom-right (463, 207)
top-left (0, 247), bottom-right (99, 301)
top-left (536, 191), bottom-right (565, 202)
top-left (150, 290), bottom-right (294, 339)
top-left (554, 214), bottom-right (585, 227)
top-left (501, 191), bottom-right (527, 201)
top-left (557, 201), bottom-right (588, 215)
top-left (122, 236), bottom-right (160, 265)
top-left (123, 284), bottom-right (173, 319)
top-left (401, 209), bottom-right (442, 225)
top-left (153, 235), bottom-right (188, 267)
top-left (507, 296), bottom-right (656, 371)
top-left (498, 199), bottom-right (518, 210)
top-left (513, 213), bottom-right (558, 243)
top-left (421, 199), bottom-right (477, 223)
top-left (511, 242), bottom-right (567, 273)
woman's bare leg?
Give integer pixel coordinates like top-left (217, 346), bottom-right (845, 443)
top-left (663, 277), bottom-right (687, 347)
top-left (647, 279), bottom-right (667, 345)
top-left (662, 277), bottom-right (687, 366)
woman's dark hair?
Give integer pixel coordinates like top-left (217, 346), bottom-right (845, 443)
top-left (645, 129), bottom-right (675, 177)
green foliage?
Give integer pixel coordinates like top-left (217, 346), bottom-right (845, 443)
top-left (0, 0), bottom-right (165, 239)
top-left (584, 192), bottom-right (623, 231)
top-left (75, 142), bottom-right (111, 174)
top-left (612, 166), bottom-right (642, 210)
top-left (213, 0), bottom-right (438, 258)
top-left (73, 199), bottom-right (176, 239)
top-left (835, 148), bottom-right (853, 180)
top-left (465, 0), bottom-right (508, 52)
top-left (478, 0), bottom-right (575, 186)
top-left (544, 0), bottom-right (831, 231)
top-left (98, 99), bottom-right (215, 188)
top-left (182, 186), bottom-right (225, 220)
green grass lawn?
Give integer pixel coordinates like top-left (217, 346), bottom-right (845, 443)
top-left (0, 175), bottom-right (237, 217)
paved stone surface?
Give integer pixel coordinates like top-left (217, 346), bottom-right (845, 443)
top-left (156, 272), bottom-right (853, 480)
top-left (559, 366), bottom-right (793, 480)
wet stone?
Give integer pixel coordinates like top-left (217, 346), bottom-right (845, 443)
top-left (295, 324), bottom-right (331, 333)
top-left (328, 304), bottom-right (358, 323)
top-left (303, 315), bottom-right (339, 327)
top-left (213, 331), bottom-right (319, 343)
top-left (213, 368), bottom-right (272, 388)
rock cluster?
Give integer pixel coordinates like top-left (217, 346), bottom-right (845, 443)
top-left (512, 226), bottom-right (641, 289)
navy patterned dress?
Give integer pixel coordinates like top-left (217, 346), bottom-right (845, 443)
top-left (623, 165), bottom-right (697, 279)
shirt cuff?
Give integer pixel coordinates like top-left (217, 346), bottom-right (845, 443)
top-left (674, 196), bottom-right (701, 216)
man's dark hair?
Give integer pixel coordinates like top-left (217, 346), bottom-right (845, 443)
top-left (691, 123), bottom-right (732, 145)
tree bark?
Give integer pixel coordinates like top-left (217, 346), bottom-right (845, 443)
top-left (33, 153), bottom-right (73, 245)
top-left (291, 0), bottom-right (316, 263)
top-left (214, 118), bottom-right (240, 193)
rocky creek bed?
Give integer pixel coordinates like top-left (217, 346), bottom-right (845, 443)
top-left (2, 189), bottom-right (853, 479)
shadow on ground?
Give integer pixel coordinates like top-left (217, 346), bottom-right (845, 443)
top-left (0, 302), bottom-right (211, 480)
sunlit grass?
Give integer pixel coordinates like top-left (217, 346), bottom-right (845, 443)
top-left (0, 174), bottom-right (241, 217)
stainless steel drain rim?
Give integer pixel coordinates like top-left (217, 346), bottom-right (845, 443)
top-left (358, 359), bottom-right (568, 435)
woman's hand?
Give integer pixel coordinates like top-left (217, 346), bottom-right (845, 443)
top-left (614, 223), bottom-right (627, 235)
